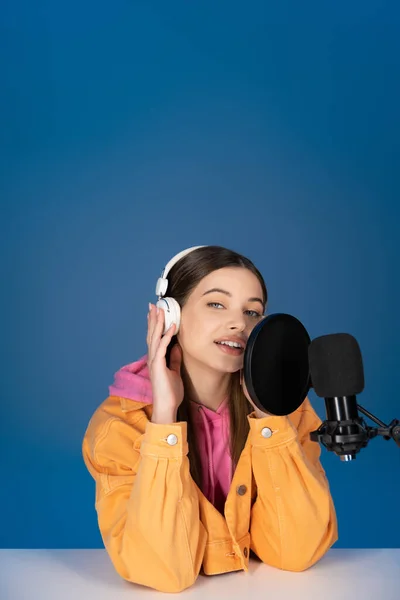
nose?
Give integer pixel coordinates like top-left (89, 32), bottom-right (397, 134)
top-left (228, 311), bottom-right (247, 332)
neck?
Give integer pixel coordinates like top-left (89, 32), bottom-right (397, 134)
top-left (181, 357), bottom-right (231, 411)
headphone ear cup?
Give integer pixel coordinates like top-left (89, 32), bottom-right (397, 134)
top-left (156, 297), bottom-right (181, 335)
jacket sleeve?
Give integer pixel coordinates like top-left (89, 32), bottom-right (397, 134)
top-left (248, 397), bottom-right (338, 571)
top-left (82, 408), bottom-right (207, 593)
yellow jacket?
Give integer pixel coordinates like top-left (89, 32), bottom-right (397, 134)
top-left (82, 390), bottom-right (338, 593)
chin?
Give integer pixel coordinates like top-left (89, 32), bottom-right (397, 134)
top-left (184, 346), bottom-right (244, 373)
top-left (214, 355), bottom-right (244, 374)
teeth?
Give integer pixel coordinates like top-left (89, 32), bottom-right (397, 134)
top-left (217, 341), bottom-right (242, 348)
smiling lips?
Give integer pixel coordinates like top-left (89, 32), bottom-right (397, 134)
top-left (214, 336), bottom-right (246, 355)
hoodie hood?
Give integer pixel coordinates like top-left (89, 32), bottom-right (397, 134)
top-left (109, 355), bottom-right (233, 513)
top-left (109, 355), bottom-right (153, 404)
top-left (109, 355), bottom-right (229, 416)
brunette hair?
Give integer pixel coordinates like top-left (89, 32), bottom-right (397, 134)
top-left (166, 246), bottom-right (268, 490)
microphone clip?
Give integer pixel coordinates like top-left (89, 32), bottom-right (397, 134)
top-left (310, 418), bottom-right (370, 461)
top-left (310, 405), bottom-right (400, 461)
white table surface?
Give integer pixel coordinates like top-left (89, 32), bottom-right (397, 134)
top-left (0, 549), bottom-right (399, 599)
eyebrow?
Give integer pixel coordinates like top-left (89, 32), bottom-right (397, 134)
top-left (202, 287), bottom-right (264, 307)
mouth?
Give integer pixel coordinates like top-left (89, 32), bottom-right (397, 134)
top-left (214, 339), bottom-right (246, 356)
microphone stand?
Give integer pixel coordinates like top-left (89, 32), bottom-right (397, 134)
top-left (310, 403), bottom-right (400, 461)
top-left (357, 404), bottom-right (400, 444)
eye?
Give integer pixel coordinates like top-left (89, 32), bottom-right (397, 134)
top-left (245, 310), bottom-right (262, 318)
top-left (207, 302), bottom-right (224, 309)
top-left (207, 303), bottom-right (262, 318)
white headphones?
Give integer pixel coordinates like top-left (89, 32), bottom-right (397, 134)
top-left (155, 246), bottom-right (206, 334)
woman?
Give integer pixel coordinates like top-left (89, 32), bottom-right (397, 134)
top-left (82, 245), bottom-right (338, 593)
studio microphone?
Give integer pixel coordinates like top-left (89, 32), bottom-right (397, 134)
top-left (308, 333), bottom-right (369, 461)
top-left (243, 317), bottom-right (400, 456)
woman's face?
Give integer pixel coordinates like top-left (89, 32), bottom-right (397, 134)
top-left (177, 267), bottom-right (265, 373)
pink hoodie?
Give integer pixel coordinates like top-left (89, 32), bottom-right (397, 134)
top-left (109, 356), bottom-right (234, 514)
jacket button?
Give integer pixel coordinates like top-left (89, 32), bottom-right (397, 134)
top-left (236, 485), bottom-right (247, 496)
top-left (243, 547), bottom-right (248, 558)
top-left (166, 434), bottom-right (178, 445)
top-left (261, 427), bottom-right (272, 438)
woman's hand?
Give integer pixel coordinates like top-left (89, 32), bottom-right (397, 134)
top-left (147, 303), bottom-right (184, 423)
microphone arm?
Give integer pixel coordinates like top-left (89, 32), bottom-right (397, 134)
top-left (356, 404), bottom-right (400, 446)
top-left (310, 401), bottom-right (400, 461)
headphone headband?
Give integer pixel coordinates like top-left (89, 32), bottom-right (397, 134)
top-left (155, 245), bottom-right (206, 298)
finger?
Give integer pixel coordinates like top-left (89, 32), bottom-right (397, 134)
top-left (146, 306), bottom-right (152, 347)
top-left (149, 306), bottom-right (166, 360)
top-left (146, 303), bottom-right (156, 346)
top-left (147, 306), bottom-right (159, 362)
top-left (154, 323), bottom-right (176, 361)
top-left (147, 303), bottom-right (161, 350)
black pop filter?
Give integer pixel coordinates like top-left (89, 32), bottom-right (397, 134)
top-left (243, 313), bottom-right (311, 416)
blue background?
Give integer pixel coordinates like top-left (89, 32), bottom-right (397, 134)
top-left (1, 1), bottom-right (399, 550)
